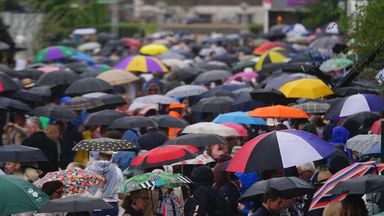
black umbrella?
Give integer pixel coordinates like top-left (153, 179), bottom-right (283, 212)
top-left (164, 133), bottom-right (227, 147)
top-left (109, 116), bottom-right (157, 129)
top-left (63, 96), bottom-right (104, 111)
top-left (65, 78), bottom-right (113, 96)
top-left (334, 86), bottom-right (380, 97)
top-left (30, 104), bottom-right (78, 120)
top-left (37, 196), bottom-right (112, 213)
top-left (28, 86), bottom-right (51, 96)
top-left (250, 88), bottom-right (289, 105)
top-left (193, 70), bottom-right (232, 84)
top-left (150, 115), bottom-right (189, 128)
top-left (342, 111), bottom-right (381, 136)
top-left (8, 90), bottom-right (43, 104)
top-left (175, 66), bottom-right (205, 83)
top-left (0, 96), bottom-right (31, 113)
top-left (82, 93), bottom-right (127, 109)
top-left (240, 176), bottom-right (316, 202)
top-left (328, 174), bottom-right (384, 194)
top-left (14, 69), bottom-right (44, 80)
top-left (36, 70), bottom-right (80, 87)
top-left (0, 144), bottom-right (48, 162)
top-left (72, 138), bottom-right (136, 151)
top-left (199, 61), bottom-right (231, 71)
top-left (211, 54), bottom-right (239, 67)
top-left (0, 72), bottom-right (21, 92)
top-left (191, 96), bottom-right (235, 113)
top-left (84, 110), bottom-right (126, 126)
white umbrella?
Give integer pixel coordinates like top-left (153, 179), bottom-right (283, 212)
top-left (77, 42), bottom-right (101, 52)
top-left (182, 122), bottom-right (239, 137)
top-left (133, 94), bottom-right (177, 105)
top-left (162, 59), bottom-right (189, 70)
top-left (166, 85), bottom-right (208, 98)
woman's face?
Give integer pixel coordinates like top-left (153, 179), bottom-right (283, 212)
top-left (133, 196), bottom-right (149, 211)
top-left (50, 186), bottom-right (65, 199)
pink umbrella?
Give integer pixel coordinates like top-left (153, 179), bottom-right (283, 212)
top-left (220, 122), bottom-right (248, 137)
top-left (226, 72), bottom-right (258, 83)
top-left (370, 118), bottom-right (384, 134)
top-left (37, 66), bottom-right (62, 73)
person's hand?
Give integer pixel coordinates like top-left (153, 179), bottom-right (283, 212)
top-left (99, 177), bottom-right (107, 188)
top-left (238, 203), bottom-right (246, 211)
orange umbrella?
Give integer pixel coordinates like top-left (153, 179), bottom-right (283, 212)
top-left (248, 105), bottom-right (309, 119)
top-left (252, 41), bottom-right (284, 56)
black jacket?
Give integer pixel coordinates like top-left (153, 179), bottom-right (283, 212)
top-left (252, 205), bottom-right (278, 216)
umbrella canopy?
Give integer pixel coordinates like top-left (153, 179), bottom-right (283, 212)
top-left (133, 94), bottom-right (177, 105)
top-left (320, 56), bottom-right (354, 73)
top-left (36, 70), bottom-right (80, 87)
top-left (182, 122), bottom-right (239, 137)
top-left (249, 105), bottom-right (309, 119)
top-left (162, 59), bottom-right (189, 70)
top-left (213, 111), bottom-right (266, 125)
top-left (0, 175), bottom-right (49, 215)
top-left (175, 66), bottom-right (205, 82)
top-left (118, 172), bottom-right (192, 193)
top-left (220, 122), bottom-right (248, 137)
top-left (84, 92), bottom-right (127, 109)
top-left (193, 69), bottom-right (232, 84)
top-left (328, 174), bottom-right (384, 194)
top-left (34, 168), bottom-right (102, 194)
top-left (346, 134), bottom-right (380, 154)
top-left (84, 110), bottom-right (126, 126)
top-left (240, 176), bottom-right (316, 201)
top-left (170, 153), bottom-right (215, 166)
top-left (263, 73), bottom-right (304, 90)
top-left (310, 161), bottom-right (384, 210)
top-left (0, 144), bottom-right (48, 162)
top-left (292, 102), bottom-right (330, 114)
top-left (252, 41), bottom-right (284, 56)
top-left (250, 88), bottom-right (289, 105)
top-left (157, 51), bottom-right (185, 60)
top-left (165, 85), bottom-right (208, 98)
top-left (150, 115), bottom-right (189, 128)
top-left (309, 36), bottom-right (341, 52)
top-left (226, 71), bottom-right (258, 83)
top-left (342, 111), bottom-right (381, 136)
top-left (325, 94), bottom-right (384, 118)
top-left (37, 196), bottom-right (112, 213)
top-left (227, 129), bottom-right (333, 172)
top-left (164, 133), bottom-right (227, 147)
top-left (77, 42), bottom-right (101, 52)
top-left (30, 104), bottom-right (78, 120)
top-left (109, 116), bottom-right (157, 129)
top-left (65, 78), bottom-right (113, 95)
top-left (34, 45), bottom-right (77, 63)
top-left (63, 96), bottom-right (104, 111)
top-left (371, 118), bottom-right (384, 135)
top-left (191, 96), bottom-right (235, 113)
top-left (0, 96), bottom-right (31, 113)
top-left (72, 138), bottom-right (136, 151)
top-left (97, 69), bottom-right (139, 86)
top-left (129, 145), bottom-right (199, 170)
top-left (114, 55), bottom-right (168, 73)
top-left (0, 72), bottom-right (21, 93)
top-left (279, 78), bottom-right (334, 99)
top-left (140, 43), bottom-right (168, 55)
top-left (334, 86), bottom-right (380, 97)
top-left (255, 48), bottom-right (288, 71)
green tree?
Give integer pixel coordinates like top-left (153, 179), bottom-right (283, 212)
top-left (302, 0), bottom-right (345, 29)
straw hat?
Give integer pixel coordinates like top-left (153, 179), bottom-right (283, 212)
top-left (21, 78), bottom-right (35, 89)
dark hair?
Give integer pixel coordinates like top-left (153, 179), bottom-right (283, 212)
top-left (263, 188), bottom-right (283, 203)
top-left (66, 212), bottom-right (91, 216)
top-left (41, 180), bottom-right (64, 196)
top-left (341, 194), bottom-right (368, 216)
top-left (103, 130), bottom-right (123, 139)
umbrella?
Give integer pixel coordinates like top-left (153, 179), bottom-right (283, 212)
top-left (226, 72), bottom-right (258, 83)
top-left (240, 176), bottom-right (316, 201)
top-left (164, 133), bottom-right (227, 147)
top-left (133, 94), bottom-right (177, 105)
top-left (232, 60), bottom-right (257, 73)
top-left (328, 174), bottom-right (384, 194)
top-left (309, 36), bottom-right (341, 52)
top-left (140, 43), bottom-right (168, 55)
top-left (162, 59), bottom-right (189, 70)
top-left (37, 196), bottom-right (112, 213)
top-left (334, 86), bottom-right (380, 97)
top-left (10, 90), bottom-right (44, 104)
top-left (232, 91), bottom-right (266, 112)
top-left (193, 69), bottom-right (232, 84)
top-left (83, 92), bottom-right (127, 108)
top-left (191, 96), bottom-right (235, 113)
top-left (77, 42), bottom-right (101, 52)
top-left (122, 37), bottom-right (142, 49)
top-left (213, 111), bottom-right (266, 125)
top-left (65, 78), bottom-right (113, 95)
top-left (0, 72), bottom-right (21, 92)
top-left (346, 134), bottom-right (380, 154)
top-left (109, 116), bottom-right (157, 129)
top-left (72, 138), bottom-right (136, 151)
top-left (30, 104), bottom-right (78, 120)
top-left (252, 41), bottom-right (284, 56)
top-left (28, 86), bottom-right (51, 96)
top-left (114, 55), bottom-right (168, 73)
top-left (342, 111), bottom-right (381, 135)
top-left (279, 78), bottom-right (334, 99)
top-left (129, 145), bottom-right (199, 170)
top-left (84, 110), bottom-right (126, 126)
top-left (118, 172), bottom-right (192, 193)
top-left (250, 88), bottom-right (289, 105)
top-left (166, 85), bottom-right (208, 98)
top-left (371, 118), bottom-right (384, 135)
top-left (170, 153), bottom-right (215, 166)
top-left (34, 45), bottom-right (77, 63)
top-left (182, 122), bottom-right (239, 137)
top-left (175, 66), bottom-right (205, 83)
top-left (255, 48), bottom-right (288, 71)
top-left (220, 122), bottom-right (248, 137)
top-left (157, 51), bottom-right (185, 60)
top-left (36, 70), bottom-right (80, 87)
top-left (63, 96), bottom-right (104, 111)
top-left (0, 144), bottom-right (48, 162)
top-left (310, 161), bottom-right (384, 210)
top-left (325, 94), bottom-right (384, 118)
top-left (0, 175), bottom-right (49, 215)
top-left (97, 69), bottom-right (139, 86)
top-left (150, 115), bottom-right (189, 128)
top-left (34, 168), bottom-right (102, 194)
top-left (0, 96), bottom-right (31, 112)
top-left (226, 129), bottom-right (333, 172)
top-left (211, 54), bottom-right (239, 66)
top-left (320, 56), bottom-right (354, 73)
top-left (292, 102), bottom-right (330, 114)
top-left (249, 105), bottom-right (309, 119)
top-left (263, 73), bottom-right (303, 90)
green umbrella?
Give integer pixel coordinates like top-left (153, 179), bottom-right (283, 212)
top-left (117, 172), bottom-right (192, 193)
top-left (0, 175), bottom-right (49, 215)
top-left (319, 56), bottom-right (354, 73)
top-left (231, 60), bottom-right (256, 73)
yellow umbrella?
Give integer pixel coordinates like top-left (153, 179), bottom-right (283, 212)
top-left (255, 47), bottom-right (288, 71)
top-left (140, 44), bottom-right (168, 56)
top-left (97, 69), bottom-right (139, 86)
top-left (279, 78), bottom-right (334, 99)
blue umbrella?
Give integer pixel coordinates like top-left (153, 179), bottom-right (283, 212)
top-left (213, 111), bottom-right (265, 125)
top-left (72, 52), bottom-right (95, 65)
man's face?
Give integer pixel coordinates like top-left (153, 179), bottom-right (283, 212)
top-left (4, 162), bottom-right (21, 174)
top-left (266, 197), bottom-right (284, 213)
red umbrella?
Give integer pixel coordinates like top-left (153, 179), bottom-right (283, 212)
top-left (122, 38), bottom-right (142, 49)
top-left (130, 145), bottom-right (200, 170)
top-left (370, 118), bottom-right (384, 134)
top-left (252, 41), bottom-right (284, 56)
top-left (220, 122), bottom-right (248, 137)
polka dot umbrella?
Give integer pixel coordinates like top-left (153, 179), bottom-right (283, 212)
top-left (72, 138), bottom-right (137, 151)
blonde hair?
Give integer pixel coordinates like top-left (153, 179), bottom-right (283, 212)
top-left (45, 124), bottom-right (61, 140)
top-left (323, 201), bottom-right (343, 216)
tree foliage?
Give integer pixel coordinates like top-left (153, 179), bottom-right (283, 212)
top-left (302, 0), bottom-right (345, 29)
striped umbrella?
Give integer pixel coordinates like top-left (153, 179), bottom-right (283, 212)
top-left (114, 55), bottom-right (168, 73)
top-left (34, 46), bottom-right (77, 63)
top-left (310, 161), bottom-right (384, 211)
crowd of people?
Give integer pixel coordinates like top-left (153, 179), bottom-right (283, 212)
top-left (0, 22), bottom-right (382, 216)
